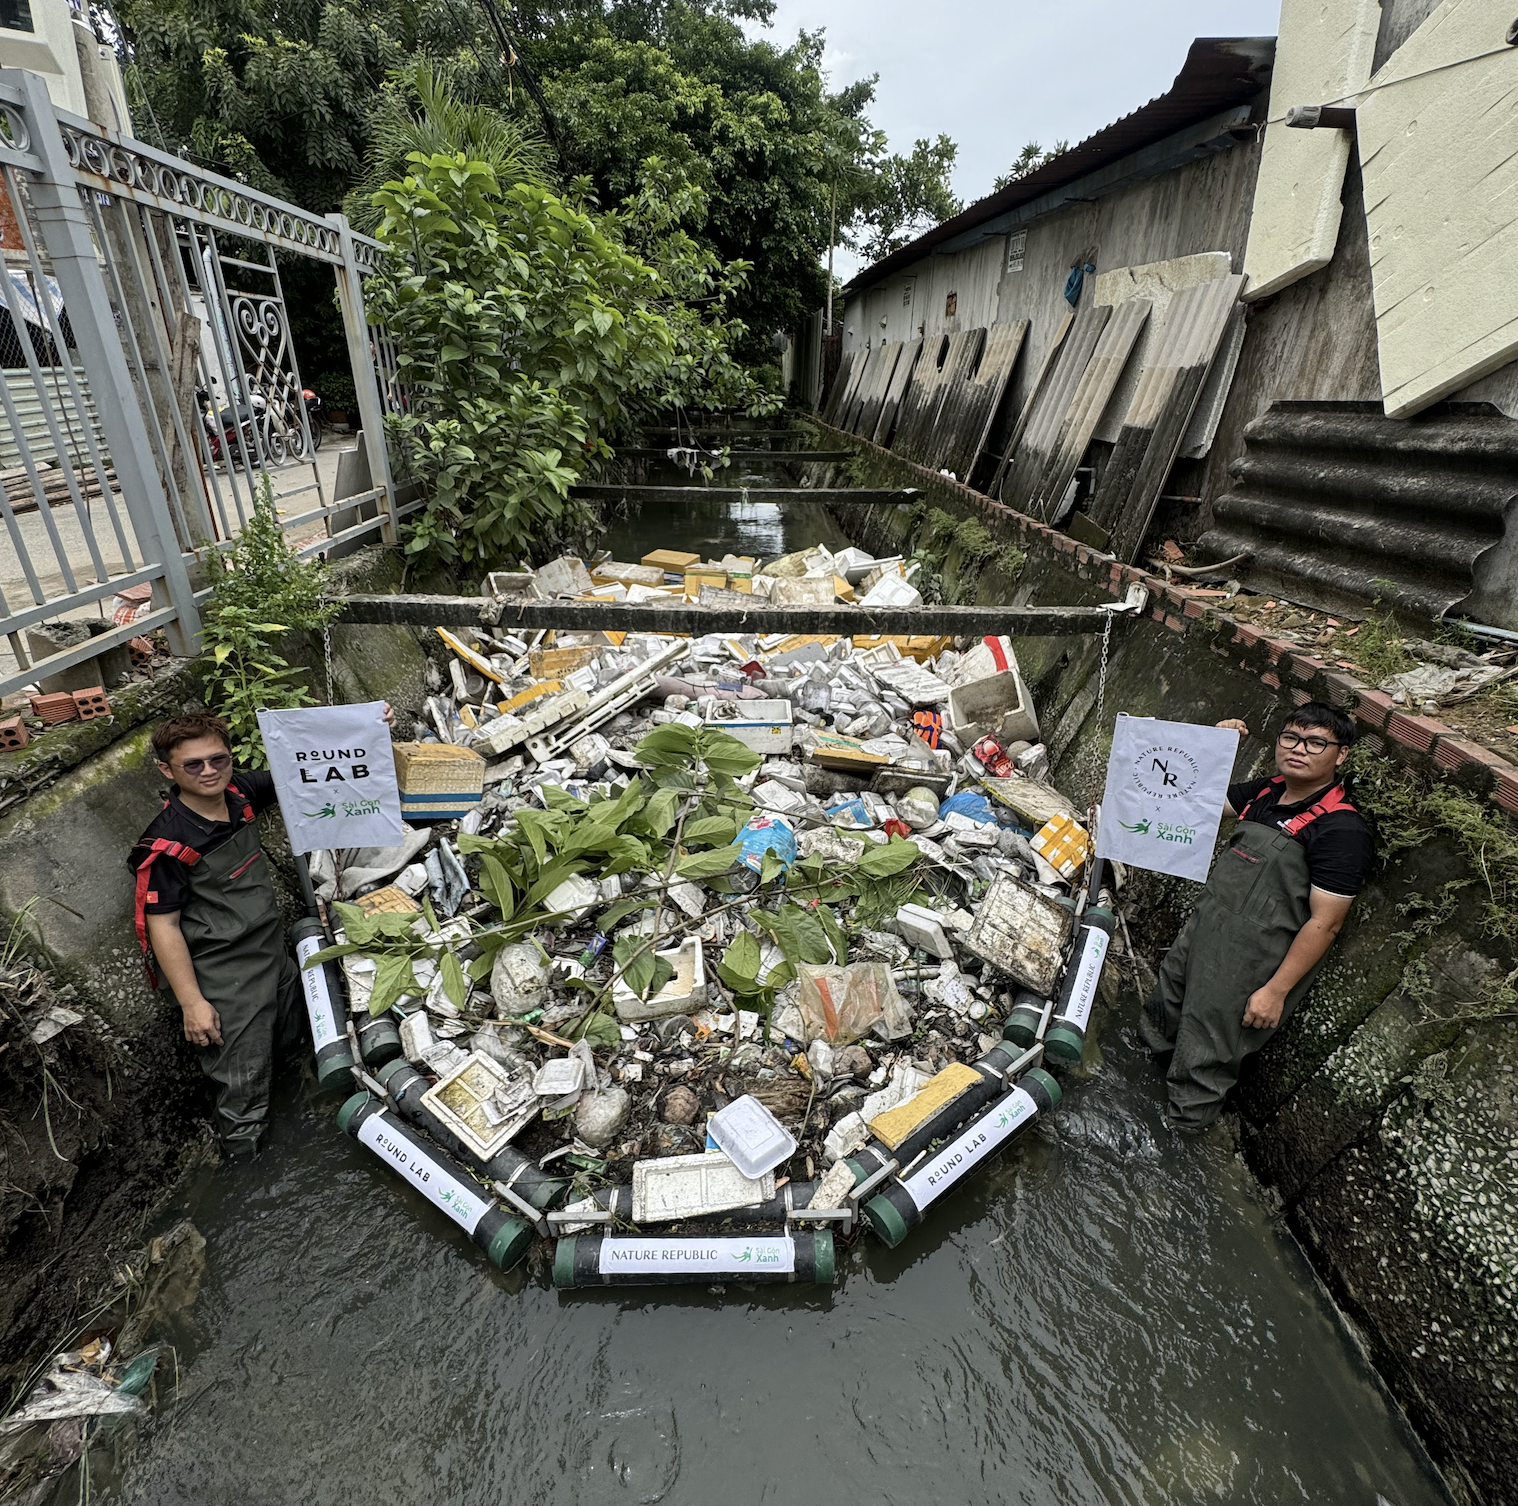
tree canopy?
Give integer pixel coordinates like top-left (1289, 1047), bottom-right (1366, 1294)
top-left (118, 0), bottom-right (961, 352)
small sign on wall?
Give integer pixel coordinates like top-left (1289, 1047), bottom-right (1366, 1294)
top-left (1006, 231), bottom-right (1026, 273)
top-left (945, 291), bottom-right (958, 317)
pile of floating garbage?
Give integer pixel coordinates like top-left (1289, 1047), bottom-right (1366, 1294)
top-left (303, 544), bottom-right (1122, 1290)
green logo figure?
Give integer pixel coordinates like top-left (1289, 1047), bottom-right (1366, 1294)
top-left (736, 1246), bottom-right (753, 1263)
top-left (303, 801), bottom-right (338, 819)
top-left (1119, 816), bottom-right (1152, 835)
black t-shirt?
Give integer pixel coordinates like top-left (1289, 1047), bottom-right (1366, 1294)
top-left (128, 771), bottom-right (278, 914)
top-left (1226, 775), bottom-right (1375, 898)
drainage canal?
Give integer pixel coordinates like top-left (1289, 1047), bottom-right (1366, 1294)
top-left (111, 443), bottom-right (1452, 1506)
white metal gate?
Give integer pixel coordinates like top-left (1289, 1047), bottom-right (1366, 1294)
top-left (0, 66), bottom-right (407, 696)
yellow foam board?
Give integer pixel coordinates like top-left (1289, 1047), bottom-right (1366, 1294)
top-left (868, 1062), bottom-right (984, 1150)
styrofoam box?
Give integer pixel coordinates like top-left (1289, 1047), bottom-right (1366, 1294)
top-left (946, 668), bottom-right (1039, 745)
top-left (703, 698), bottom-right (794, 754)
top-left (631, 1151), bottom-right (775, 1222)
top-left (708, 1093), bottom-right (797, 1180)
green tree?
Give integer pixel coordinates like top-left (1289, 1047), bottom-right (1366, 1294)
top-left (847, 132), bottom-right (962, 267)
top-left (363, 77), bottom-right (774, 567)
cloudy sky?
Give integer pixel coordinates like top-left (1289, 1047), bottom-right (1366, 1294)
top-left (752, 0), bottom-right (1282, 276)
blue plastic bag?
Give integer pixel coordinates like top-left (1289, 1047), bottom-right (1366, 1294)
top-left (825, 795), bottom-right (873, 828)
top-left (737, 813), bottom-right (797, 874)
top-left (939, 790), bottom-right (996, 826)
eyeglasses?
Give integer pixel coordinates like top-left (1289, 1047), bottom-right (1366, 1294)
top-left (1277, 730), bottom-right (1343, 756)
top-left (178, 752), bottom-right (232, 775)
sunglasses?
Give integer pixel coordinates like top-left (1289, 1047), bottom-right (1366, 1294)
top-left (177, 752), bottom-right (233, 775)
top-left (1277, 730), bottom-right (1343, 756)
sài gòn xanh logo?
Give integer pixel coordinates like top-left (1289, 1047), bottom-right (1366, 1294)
top-left (1119, 816), bottom-right (1152, 835)
top-left (303, 801), bottom-right (338, 819)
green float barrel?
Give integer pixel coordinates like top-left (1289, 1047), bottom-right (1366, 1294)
top-left (853, 1069), bottom-right (1061, 1249)
top-left (1044, 907), bottom-right (1115, 1064)
top-left (291, 918), bottom-right (355, 1091)
top-left (377, 1059), bottom-right (567, 1211)
top-left (1001, 988), bottom-right (1049, 1049)
top-left (553, 1229), bottom-right (835, 1288)
top-left (337, 1092), bottom-right (533, 1271)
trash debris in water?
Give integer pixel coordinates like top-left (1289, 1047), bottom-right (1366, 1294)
top-left (305, 543), bottom-right (1131, 1284)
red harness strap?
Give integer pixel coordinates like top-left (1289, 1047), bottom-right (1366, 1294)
top-left (134, 839), bottom-right (201, 987)
top-left (1238, 775), bottom-right (1358, 836)
top-left (133, 782), bottom-right (250, 986)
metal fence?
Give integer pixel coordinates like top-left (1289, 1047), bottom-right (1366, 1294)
top-left (0, 67), bottom-right (409, 697)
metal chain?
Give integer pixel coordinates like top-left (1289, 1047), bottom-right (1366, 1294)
top-left (322, 597), bottom-right (335, 707)
top-left (1097, 610), bottom-right (1112, 719)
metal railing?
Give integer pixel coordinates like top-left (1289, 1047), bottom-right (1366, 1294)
top-left (0, 68), bottom-right (409, 697)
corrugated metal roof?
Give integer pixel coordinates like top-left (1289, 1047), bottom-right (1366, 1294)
top-left (845, 36), bottom-right (1275, 293)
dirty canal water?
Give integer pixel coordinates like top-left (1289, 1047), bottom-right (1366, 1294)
top-left (110, 485), bottom-right (1450, 1506)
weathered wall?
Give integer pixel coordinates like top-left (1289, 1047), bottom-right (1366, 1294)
top-left (839, 79), bottom-right (1518, 553)
top-left (821, 423), bottom-right (1518, 1506)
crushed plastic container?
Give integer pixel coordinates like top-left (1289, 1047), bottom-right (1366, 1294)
top-left (708, 1093), bottom-right (797, 1179)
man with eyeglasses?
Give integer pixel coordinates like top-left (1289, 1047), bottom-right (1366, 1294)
top-left (1139, 701), bottom-right (1374, 1132)
top-left (127, 709), bottom-right (391, 1158)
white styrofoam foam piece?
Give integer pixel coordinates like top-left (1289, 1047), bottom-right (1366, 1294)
top-left (708, 1094), bottom-right (797, 1179)
top-left (1240, 0), bottom-right (1380, 303)
top-left (631, 1151), bottom-right (775, 1221)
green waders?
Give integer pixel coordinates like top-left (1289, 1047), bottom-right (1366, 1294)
top-left (1139, 819), bottom-right (1324, 1130)
top-left (175, 818), bottom-right (302, 1156)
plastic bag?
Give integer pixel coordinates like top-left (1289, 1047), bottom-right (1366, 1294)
top-left (796, 962), bottom-right (912, 1046)
top-left (737, 813), bottom-right (797, 874)
top-left (938, 790), bottom-right (996, 825)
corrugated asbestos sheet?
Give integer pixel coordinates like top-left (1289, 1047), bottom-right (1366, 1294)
top-left (1000, 302), bottom-right (1111, 514)
top-left (1088, 274), bottom-right (1242, 561)
top-left (913, 330), bottom-right (985, 465)
top-left (987, 310), bottom-right (1073, 499)
top-left (1198, 400), bottom-right (1518, 622)
top-left (843, 342), bottom-right (901, 436)
top-left (871, 337), bottom-right (923, 446)
top-left (820, 349), bottom-right (855, 425)
top-left (892, 333), bottom-right (961, 463)
top-left (929, 321), bottom-right (1029, 479)
top-left (832, 348), bottom-right (870, 430)
top-left (1027, 300), bottom-right (1151, 523)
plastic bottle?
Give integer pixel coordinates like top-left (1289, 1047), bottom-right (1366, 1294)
top-left (376, 1058), bottom-right (567, 1211)
top-left (337, 1093), bottom-right (534, 1271)
top-left (1043, 906), bottom-right (1115, 1064)
top-left (290, 917), bottom-right (356, 1091)
top-left (853, 1068), bottom-right (1061, 1249)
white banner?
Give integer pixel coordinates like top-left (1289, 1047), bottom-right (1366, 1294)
top-left (357, 1113), bottom-right (489, 1236)
top-left (294, 933), bottom-right (343, 1049)
top-left (899, 1087), bottom-right (1037, 1211)
top-left (597, 1235), bottom-right (796, 1277)
top-left (256, 703), bottom-right (402, 856)
top-left (1095, 714), bottom-right (1238, 883)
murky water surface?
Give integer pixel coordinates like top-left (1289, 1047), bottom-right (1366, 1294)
top-left (112, 489), bottom-right (1448, 1506)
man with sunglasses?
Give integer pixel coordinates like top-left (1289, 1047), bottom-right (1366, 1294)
top-left (127, 709), bottom-right (391, 1158)
top-left (1139, 701), bottom-right (1373, 1132)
